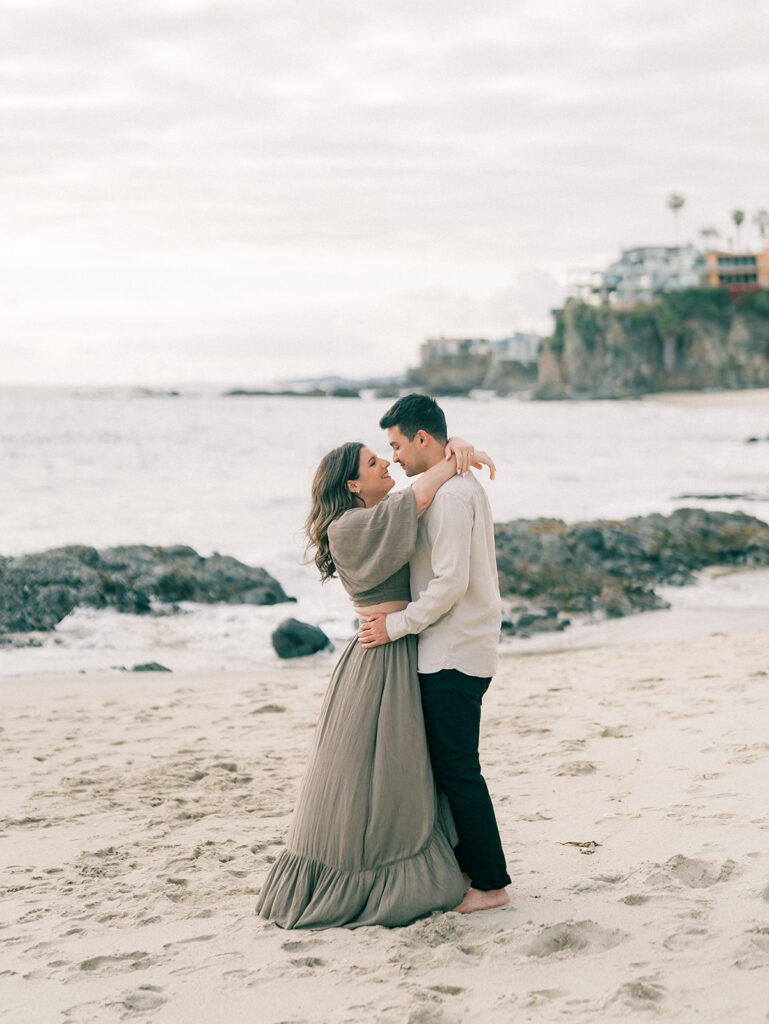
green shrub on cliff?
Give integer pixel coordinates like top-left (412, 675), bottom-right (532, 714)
top-left (736, 290), bottom-right (769, 317)
top-left (540, 286), bottom-right (769, 397)
top-left (572, 302), bottom-right (602, 352)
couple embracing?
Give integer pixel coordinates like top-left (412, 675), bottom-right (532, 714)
top-left (256, 394), bottom-right (510, 928)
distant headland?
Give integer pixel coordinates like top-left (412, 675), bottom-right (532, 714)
top-left (226, 236), bottom-right (769, 401)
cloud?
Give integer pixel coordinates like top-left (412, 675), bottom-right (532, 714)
top-left (1, 0), bottom-right (768, 382)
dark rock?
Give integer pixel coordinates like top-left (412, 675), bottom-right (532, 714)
top-left (0, 545), bottom-right (294, 634)
top-left (271, 618), bottom-right (331, 659)
top-left (133, 387), bottom-right (181, 398)
top-left (517, 612), bottom-right (570, 635)
top-left (494, 507), bottom-right (769, 625)
top-left (0, 635), bottom-right (44, 648)
top-left (675, 492), bottom-right (766, 501)
top-left (132, 662), bottom-right (172, 672)
top-left (326, 387), bottom-right (360, 398)
top-left (500, 603), bottom-right (570, 637)
top-left (574, 526), bottom-right (606, 552)
top-left (223, 388), bottom-right (327, 398)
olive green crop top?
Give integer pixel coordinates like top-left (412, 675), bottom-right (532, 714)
top-left (327, 487), bottom-right (418, 605)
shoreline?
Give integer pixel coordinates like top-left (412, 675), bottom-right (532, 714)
top-left (2, 382), bottom-right (768, 404)
top-left (640, 386), bottom-right (769, 408)
top-left (501, 564), bottom-right (769, 657)
top-left (2, 628), bottom-right (768, 1021)
top-left (2, 563), bottom-right (769, 679)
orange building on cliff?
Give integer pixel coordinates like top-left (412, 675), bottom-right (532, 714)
top-left (705, 247), bottom-right (769, 292)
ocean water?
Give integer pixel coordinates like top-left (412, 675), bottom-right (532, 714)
top-left (2, 386), bottom-right (768, 674)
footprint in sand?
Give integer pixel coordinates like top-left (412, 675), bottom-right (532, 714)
top-left (120, 985), bottom-right (166, 1014)
top-left (78, 951), bottom-right (154, 974)
top-left (281, 938), bottom-right (322, 952)
top-left (393, 915), bottom-right (478, 965)
top-left (62, 999), bottom-right (116, 1020)
top-left (427, 985), bottom-right (466, 996)
top-left (610, 977), bottom-right (666, 1011)
top-left (556, 761), bottom-right (598, 776)
top-left (290, 956), bottom-right (326, 969)
top-left (747, 925), bottom-right (769, 952)
top-left (646, 855), bottom-right (737, 890)
top-left (406, 1009), bottom-right (457, 1024)
top-left (402, 915), bottom-right (470, 949)
top-left (523, 988), bottom-right (568, 1006)
top-left (734, 925), bottom-right (769, 970)
top-left (662, 925), bottom-right (709, 951)
top-left (600, 725), bottom-right (631, 738)
top-left (523, 920), bottom-right (627, 958)
top-left (571, 873), bottom-right (627, 893)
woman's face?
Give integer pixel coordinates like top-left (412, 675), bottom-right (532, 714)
top-left (349, 446), bottom-right (394, 507)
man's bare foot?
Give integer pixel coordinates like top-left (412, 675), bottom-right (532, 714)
top-left (453, 887), bottom-right (510, 914)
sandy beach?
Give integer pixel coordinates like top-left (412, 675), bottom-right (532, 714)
top-left (641, 386), bottom-right (769, 410)
top-left (2, 622), bottom-right (768, 1023)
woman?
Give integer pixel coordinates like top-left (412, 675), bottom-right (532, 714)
top-left (256, 438), bottom-right (493, 929)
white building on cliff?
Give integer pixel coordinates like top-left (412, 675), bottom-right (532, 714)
top-left (421, 331), bottom-right (541, 365)
top-left (570, 245), bottom-right (706, 307)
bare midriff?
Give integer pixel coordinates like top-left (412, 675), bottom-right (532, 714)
top-left (353, 599), bottom-right (408, 618)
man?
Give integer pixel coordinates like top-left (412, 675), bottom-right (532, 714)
top-left (358, 393), bottom-right (511, 914)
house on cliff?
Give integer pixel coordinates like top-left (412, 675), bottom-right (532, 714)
top-left (706, 248), bottom-right (769, 293)
top-left (410, 332), bottom-right (542, 394)
top-left (570, 245), bottom-right (705, 307)
top-left (421, 332), bottom-right (540, 363)
top-left (571, 244), bottom-right (769, 309)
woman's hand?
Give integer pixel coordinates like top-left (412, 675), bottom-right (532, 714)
top-left (469, 448), bottom-right (496, 480)
top-left (445, 437), bottom-right (496, 479)
top-left (445, 436), bottom-right (474, 475)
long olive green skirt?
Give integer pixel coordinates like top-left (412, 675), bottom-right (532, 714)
top-left (256, 633), bottom-right (465, 929)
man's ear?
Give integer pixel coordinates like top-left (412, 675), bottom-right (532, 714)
top-left (416, 429), bottom-right (428, 447)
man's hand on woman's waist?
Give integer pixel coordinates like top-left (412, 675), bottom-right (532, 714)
top-left (358, 613), bottom-right (391, 649)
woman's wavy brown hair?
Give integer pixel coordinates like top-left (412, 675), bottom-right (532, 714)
top-left (305, 441), bottom-right (364, 580)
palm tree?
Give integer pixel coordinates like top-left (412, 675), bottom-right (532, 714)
top-left (667, 193), bottom-right (685, 246)
top-left (732, 209), bottom-right (745, 251)
top-left (753, 209), bottom-right (769, 244)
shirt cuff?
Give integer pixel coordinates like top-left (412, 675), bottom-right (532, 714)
top-left (385, 611), bottom-right (408, 641)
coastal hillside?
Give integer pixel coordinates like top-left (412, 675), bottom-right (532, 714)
top-left (537, 289), bottom-right (769, 398)
top-left (407, 336), bottom-right (538, 395)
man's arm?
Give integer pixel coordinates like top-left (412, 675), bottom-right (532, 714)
top-left (358, 492), bottom-right (473, 648)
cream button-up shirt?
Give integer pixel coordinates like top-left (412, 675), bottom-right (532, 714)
top-left (385, 472), bottom-right (502, 677)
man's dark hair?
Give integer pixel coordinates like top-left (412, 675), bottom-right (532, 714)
top-left (379, 393), bottom-right (448, 445)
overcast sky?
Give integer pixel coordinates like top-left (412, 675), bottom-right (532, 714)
top-left (2, 0), bottom-right (768, 386)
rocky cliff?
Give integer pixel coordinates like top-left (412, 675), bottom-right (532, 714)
top-left (537, 289), bottom-right (769, 398)
top-left (407, 354), bottom-right (536, 395)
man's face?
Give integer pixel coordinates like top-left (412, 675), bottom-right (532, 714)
top-left (386, 425), bottom-right (428, 477)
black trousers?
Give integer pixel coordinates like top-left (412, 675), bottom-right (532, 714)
top-left (418, 668), bottom-right (511, 892)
